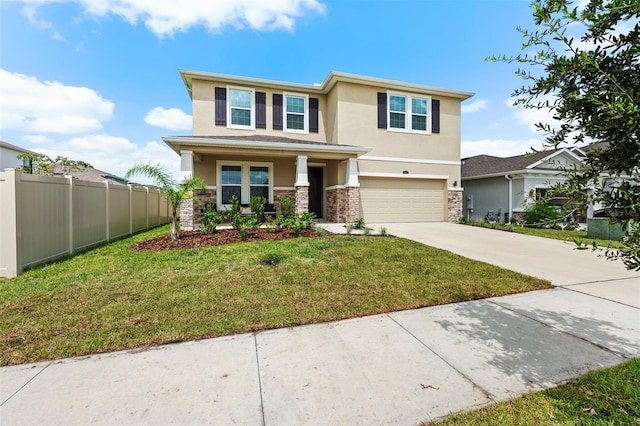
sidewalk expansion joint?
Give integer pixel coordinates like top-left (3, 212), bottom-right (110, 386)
top-left (384, 313), bottom-right (496, 402)
top-left (1, 361), bottom-right (53, 407)
top-left (253, 334), bottom-right (266, 426)
top-left (487, 299), bottom-right (628, 359)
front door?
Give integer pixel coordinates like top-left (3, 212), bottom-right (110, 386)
top-left (308, 167), bottom-right (323, 218)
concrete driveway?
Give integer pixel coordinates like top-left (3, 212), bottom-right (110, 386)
top-left (381, 222), bottom-right (640, 308)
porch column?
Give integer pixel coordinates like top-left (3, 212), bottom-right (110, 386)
top-left (344, 157), bottom-right (361, 224)
top-left (179, 150), bottom-right (195, 230)
top-left (295, 155), bottom-right (309, 215)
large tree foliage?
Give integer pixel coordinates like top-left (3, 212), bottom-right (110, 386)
top-left (497, 0), bottom-right (639, 269)
top-left (17, 152), bottom-right (92, 175)
top-left (125, 164), bottom-right (205, 240)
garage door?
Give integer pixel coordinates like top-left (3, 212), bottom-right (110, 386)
top-left (359, 178), bottom-right (445, 223)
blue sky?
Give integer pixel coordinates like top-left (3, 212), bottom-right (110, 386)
top-left (1, 0), bottom-right (555, 179)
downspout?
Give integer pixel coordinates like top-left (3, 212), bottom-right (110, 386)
top-left (505, 174), bottom-right (512, 223)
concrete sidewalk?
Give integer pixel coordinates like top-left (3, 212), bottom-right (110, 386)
top-left (2, 222), bottom-right (639, 424)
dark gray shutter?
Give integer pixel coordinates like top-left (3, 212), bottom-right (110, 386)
top-left (256, 92), bottom-right (266, 129)
top-left (215, 87), bottom-right (226, 126)
top-left (431, 99), bottom-right (440, 133)
top-left (273, 94), bottom-right (283, 130)
top-left (309, 97), bottom-right (319, 133)
top-left (377, 92), bottom-right (387, 128)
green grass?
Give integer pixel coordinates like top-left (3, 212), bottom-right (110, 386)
top-left (0, 225), bottom-right (550, 366)
top-left (466, 222), bottom-right (622, 248)
top-left (429, 358), bottom-right (640, 425)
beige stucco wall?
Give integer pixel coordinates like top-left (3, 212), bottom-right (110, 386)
top-left (333, 81), bottom-right (462, 162)
top-left (192, 79), bottom-right (328, 143)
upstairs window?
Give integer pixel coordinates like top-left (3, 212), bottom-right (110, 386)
top-left (386, 91), bottom-right (431, 134)
top-left (227, 86), bottom-right (255, 129)
top-left (284, 93), bottom-right (309, 133)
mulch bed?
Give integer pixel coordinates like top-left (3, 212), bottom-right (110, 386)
top-left (131, 228), bottom-right (332, 252)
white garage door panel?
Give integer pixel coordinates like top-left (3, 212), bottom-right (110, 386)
top-left (360, 178), bottom-right (445, 223)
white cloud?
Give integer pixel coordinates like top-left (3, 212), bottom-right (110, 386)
top-left (0, 68), bottom-right (114, 134)
top-left (507, 96), bottom-right (560, 134)
top-left (144, 107), bottom-right (191, 131)
top-left (30, 134), bottom-right (180, 182)
top-left (16, 0), bottom-right (326, 38)
top-left (461, 99), bottom-right (488, 114)
top-left (462, 138), bottom-right (547, 158)
top-left (21, 134), bottom-right (56, 144)
top-left (52, 31), bottom-right (65, 41)
top-left (21, 4), bottom-right (51, 29)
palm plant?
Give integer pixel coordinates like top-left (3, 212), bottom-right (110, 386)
top-left (125, 163), bottom-right (206, 240)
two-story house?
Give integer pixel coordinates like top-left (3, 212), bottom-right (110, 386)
top-left (162, 70), bottom-right (473, 229)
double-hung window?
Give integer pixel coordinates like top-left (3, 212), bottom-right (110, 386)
top-left (283, 92), bottom-right (309, 133)
top-left (228, 86), bottom-right (255, 129)
top-left (220, 165), bottom-right (242, 204)
top-left (387, 91), bottom-right (431, 134)
top-left (218, 162), bottom-right (272, 207)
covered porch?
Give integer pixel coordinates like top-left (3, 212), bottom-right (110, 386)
top-left (163, 136), bottom-right (371, 229)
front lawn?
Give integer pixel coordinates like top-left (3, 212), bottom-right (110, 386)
top-left (1, 225), bottom-right (550, 366)
top-left (466, 222), bottom-right (622, 248)
top-left (428, 358), bottom-right (640, 425)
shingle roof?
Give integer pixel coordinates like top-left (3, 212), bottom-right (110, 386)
top-left (53, 164), bottom-right (128, 184)
top-left (461, 149), bottom-right (558, 178)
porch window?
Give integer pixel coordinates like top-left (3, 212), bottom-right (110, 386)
top-left (217, 162), bottom-right (273, 206)
top-left (221, 165), bottom-right (242, 204)
top-left (250, 166), bottom-right (269, 199)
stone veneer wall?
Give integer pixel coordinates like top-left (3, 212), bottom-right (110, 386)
top-left (295, 186), bottom-right (309, 215)
top-left (326, 186), bottom-right (361, 223)
top-left (447, 190), bottom-right (463, 223)
top-left (179, 189), bottom-right (216, 231)
top-left (274, 189), bottom-right (295, 214)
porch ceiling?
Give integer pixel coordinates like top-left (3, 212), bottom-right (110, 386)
top-left (163, 135), bottom-right (371, 160)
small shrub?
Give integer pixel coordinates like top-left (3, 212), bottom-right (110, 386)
top-left (237, 216), bottom-right (259, 240)
top-left (524, 202), bottom-right (560, 228)
top-left (354, 217), bottom-right (366, 229)
top-left (250, 196), bottom-right (267, 224)
top-left (345, 224), bottom-right (352, 235)
top-left (265, 216), bottom-right (279, 233)
top-left (363, 227), bottom-right (371, 236)
top-left (313, 225), bottom-right (327, 236)
top-left (199, 203), bottom-right (223, 234)
top-left (459, 216), bottom-right (469, 224)
top-left (279, 195), bottom-right (294, 220)
top-left (260, 252), bottom-right (283, 266)
top-left (564, 220), bottom-right (580, 231)
top-left (227, 195), bottom-right (243, 230)
top-left (379, 226), bottom-right (388, 236)
top-left (299, 212), bottom-right (316, 229)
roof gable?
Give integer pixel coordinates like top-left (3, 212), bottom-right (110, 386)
top-left (462, 148), bottom-right (584, 178)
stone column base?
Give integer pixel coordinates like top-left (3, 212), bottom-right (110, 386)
top-left (295, 186), bottom-right (309, 215)
top-left (447, 190), bottom-right (463, 223)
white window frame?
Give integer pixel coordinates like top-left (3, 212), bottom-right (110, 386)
top-left (283, 92), bottom-right (309, 134)
top-left (387, 91), bottom-right (431, 135)
top-left (227, 85), bottom-right (255, 130)
top-left (216, 161), bottom-right (273, 208)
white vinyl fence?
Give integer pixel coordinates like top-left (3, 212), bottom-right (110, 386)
top-left (0, 169), bottom-right (171, 278)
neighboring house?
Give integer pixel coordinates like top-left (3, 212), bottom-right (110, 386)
top-left (0, 141), bottom-right (34, 172)
top-left (163, 70), bottom-right (473, 228)
top-left (461, 144), bottom-right (606, 223)
top-left (51, 164), bottom-right (129, 185)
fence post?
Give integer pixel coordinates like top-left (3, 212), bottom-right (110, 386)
top-left (145, 186), bottom-right (149, 230)
top-left (66, 176), bottom-right (75, 255)
top-left (128, 184), bottom-right (133, 235)
top-left (0, 169), bottom-right (22, 278)
top-left (105, 180), bottom-right (110, 242)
